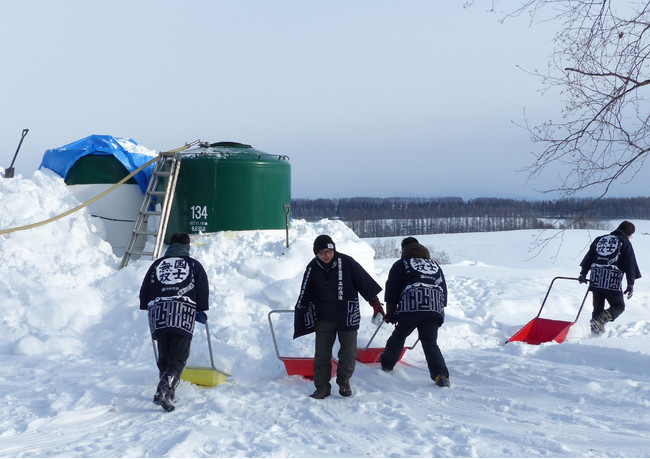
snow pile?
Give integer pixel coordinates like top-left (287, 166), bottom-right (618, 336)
top-left (0, 170), bottom-right (116, 356)
top-left (1, 171), bottom-right (650, 457)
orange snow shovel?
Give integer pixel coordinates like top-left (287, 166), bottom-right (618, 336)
top-left (268, 309), bottom-right (337, 380)
top-left (152, 319), bottom-right (230, 387)
top-left (507, 276), bottom-right (590, 345)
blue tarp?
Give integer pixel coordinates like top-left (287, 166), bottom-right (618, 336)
top-left (39, 135), bottom-right (157, 194)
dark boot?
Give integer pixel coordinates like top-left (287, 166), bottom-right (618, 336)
top-left (338, 380), bottom-right (352, 397)
top-left (590, 310), bottom-right (613, 334)
top-left (336, 372), bottom-right (353, 397)
top-left (310, 387), bottom-right (331, 399)
top-left (153, 372), bottom-right (177, 412)
top-left (435, 375), bottom-right (450, 387)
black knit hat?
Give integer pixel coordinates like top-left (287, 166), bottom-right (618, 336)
top-left (313, 235), bottom-right (336, 255)
top-left (617, 221), bottom-right (635, 236)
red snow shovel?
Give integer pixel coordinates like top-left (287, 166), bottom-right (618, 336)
top-left (268, 309), bottom-right (337, 380)
top-left (356, 319), bottom-right (419, 363)
top-left (507, 276), bottom-right (590, 345)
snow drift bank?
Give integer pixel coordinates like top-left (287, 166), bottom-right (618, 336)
top-left (1, 170), bottom-right (650, 457)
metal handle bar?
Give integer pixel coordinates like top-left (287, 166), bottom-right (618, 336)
top-left (535, 276), bottom-right (590, 323)
top-left (360, 317), bottom-right (420, 351)
top-left (360, 320), bottom-right (384, 351)
top-left (205, 319), bottom-right (216, 369)
top-left (268, 309), bottom-right (295, 360)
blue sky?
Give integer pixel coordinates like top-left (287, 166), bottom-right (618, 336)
top-left (1, 1), bottom-right (647, 199)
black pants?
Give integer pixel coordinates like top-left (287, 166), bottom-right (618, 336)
top-left (155, 332), bottom-right (192, 379)
top-left (313, 320), bottom-right (358, 391)
top-left (381, 315), bottom-right (448, 381)
top-left (592, 290), bottom-right (626, 321)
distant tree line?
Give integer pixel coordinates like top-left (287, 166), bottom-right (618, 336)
top-left (290, 196), bottom-right (650, 238)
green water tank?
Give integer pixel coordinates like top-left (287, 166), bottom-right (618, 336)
top-left (165, 142), bottom-right (291, 242)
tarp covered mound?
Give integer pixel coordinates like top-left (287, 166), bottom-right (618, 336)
top-left (39, 135), bottom-right (157, 194)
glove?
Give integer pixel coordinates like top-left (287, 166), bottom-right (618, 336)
top-left (578, 274), bottom-right (587, 284)
top-left (624, 285), bottom-right (634, 299)
top-left (383, 313), bottom-right (396, 324)
top-left (371, 300), bottom-right (385, 318)
top-left (195, 310), bottom-right (207, 324)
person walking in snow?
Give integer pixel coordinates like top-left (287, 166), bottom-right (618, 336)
top-left (380, 238), bottom-right (450, 387)
top-left (139, 232), bottom-right (210, 412)
top-left (579, 221), bottom-right (641, 334)
top-left (294, 235), bottom-right (384, 399)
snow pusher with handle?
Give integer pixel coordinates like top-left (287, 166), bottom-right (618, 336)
top-left (268, 309), bottom-right (337, 380)
top-left (153, 319), bottom-right (230, 387)
top-left (356, 319), bottom-right (419, 363)
top-left (181, 320), bottom-right (230, 386)
top-left (507, 276), bottom-right (590, 345)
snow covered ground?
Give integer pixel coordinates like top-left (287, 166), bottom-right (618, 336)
top-left (2, 169), bottom-right (650, 457)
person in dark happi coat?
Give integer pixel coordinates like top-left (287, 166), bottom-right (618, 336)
top-left (294, 235), bottom-right (384, 399)
top-left (140, 232), bottom-right (210, 411)
top-left (579, 221), bottom-right (641, 334)
top-left (381, 238), bottom-right (450, 387)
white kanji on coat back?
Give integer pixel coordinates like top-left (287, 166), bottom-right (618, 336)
top-left (410, 258), bottom-right (439, 275)
top-left (155, 257), bottom-right (190, 285)
top-left (595, 235), bottom-right (621, 257)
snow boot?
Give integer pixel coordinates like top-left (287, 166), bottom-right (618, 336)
top-left (590, 310), bottom-right (613, 334)
top-left (590, 320), bottom-right (605, 334)
top-left (310, 387), bottom-right (331, 399)
top-left (153, 373), bottom-right (177, 412)
top-left (435, 375), bottom-right (450, 387)
top-left (338, 381), bottom-right (352, 397)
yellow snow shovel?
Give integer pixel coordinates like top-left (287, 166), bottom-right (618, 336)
top-left (153, 319), bottom-right (230, 387)
top-left (181, 320), bottom-right (230, 386)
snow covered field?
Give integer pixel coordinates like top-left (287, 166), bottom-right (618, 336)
top-left (1, 169), bottom-right (650, 457)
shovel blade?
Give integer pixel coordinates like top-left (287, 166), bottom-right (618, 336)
top-left (181, 366), bottom-right (230, 387)
top-left (508, 317), bottom-right (575, 345)
top-left (281, 357), bottom-right (337, 380)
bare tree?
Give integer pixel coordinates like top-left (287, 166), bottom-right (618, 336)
top-left (510, 1), bottom-right (650, 201)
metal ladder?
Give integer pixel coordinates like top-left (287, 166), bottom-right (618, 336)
top-left (119, 152), bottom-right (181, 269)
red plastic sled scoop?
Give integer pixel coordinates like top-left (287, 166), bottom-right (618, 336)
top-left (268, 309), bottom-right (337, 380)
top-left (507, 276), bottom-right (590, 345)
top-left (508, 317), bottom-right (575, 345)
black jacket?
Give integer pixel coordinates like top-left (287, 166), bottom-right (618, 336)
top-left (384, 243), bottom-right (447, 324)
top-left (580, 229), bottom-right (641, 292)
top-left (139, 244), bottom-right (210, 339)
top-left (294, 252), bottom-right (382, 338)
